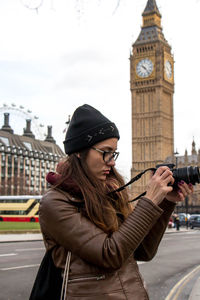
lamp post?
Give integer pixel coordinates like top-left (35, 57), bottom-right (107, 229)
top-left (185, 196), bottom-right (189, 229)
top-left (174, 150), bottom-right (179, 168)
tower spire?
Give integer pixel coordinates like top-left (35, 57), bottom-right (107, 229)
top-left (134, 0), bottom-right (167, 45)
top-left (143, 0), bottom-right (161, 17)
top-left (142, 0), bottom-right (161, 29)
top-left (192, 137), bottom-right (197, 155)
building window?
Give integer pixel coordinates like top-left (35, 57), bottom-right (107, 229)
top-left (23, 142), bottom-right (32, 151)
top-left (0, 137), bottom-right (9, 146)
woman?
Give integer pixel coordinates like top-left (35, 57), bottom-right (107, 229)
top-left (39, 104), bottom-right (193, 300)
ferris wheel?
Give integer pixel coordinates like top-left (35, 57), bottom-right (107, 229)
top-left (0, 103), bottom-right (46, 140)
top-left (20, 0), bottom-right (43, 13)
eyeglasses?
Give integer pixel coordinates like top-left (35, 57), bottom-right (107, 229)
top-left (91, 147), bottom-right (119, 163)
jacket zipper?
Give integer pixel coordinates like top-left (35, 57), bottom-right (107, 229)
top-left (68, 275), bottom-right (105, 283)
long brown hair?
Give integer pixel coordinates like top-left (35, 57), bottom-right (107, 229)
top-left (55, 149), bottom-right (132, 233)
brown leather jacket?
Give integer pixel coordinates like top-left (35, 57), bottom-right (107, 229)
top-left (39, 188), bottom-right (175, 300)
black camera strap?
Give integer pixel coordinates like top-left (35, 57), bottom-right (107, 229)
top-left (109, 167), bottom-right (156, 202)
top-left (129, 191), bottom-right (147, 202)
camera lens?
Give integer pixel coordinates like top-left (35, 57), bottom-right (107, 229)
top-left (173, 166), bottom-right (200, 185)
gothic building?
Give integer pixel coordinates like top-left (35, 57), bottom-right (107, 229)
top-left (130, 0), bottom-right (174, 198)
top-left (130, 0), bottom-right (200, 211)
top-left (165, 140), bottom-right (200, 212)
top-left (0, 113), bottom-right (65, 195)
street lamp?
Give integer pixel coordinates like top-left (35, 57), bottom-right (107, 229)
top-left (174, 149), bottom-right (179, 168)
top-left (185, 196), bottom-right (189, 229)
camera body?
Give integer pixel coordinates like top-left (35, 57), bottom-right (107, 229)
top-left (156, 163), bottom-right (200, 187)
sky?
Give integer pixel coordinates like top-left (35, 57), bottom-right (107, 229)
top-left (0, 0), bottom-right (200, 181)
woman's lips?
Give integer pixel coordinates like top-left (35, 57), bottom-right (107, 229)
top-left (103, 170), bottom-right (110, 175)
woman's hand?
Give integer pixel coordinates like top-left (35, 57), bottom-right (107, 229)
top-left (145, 166), bottom-right (174, 205)
top-left (166, 181), bottom-right (193, 203)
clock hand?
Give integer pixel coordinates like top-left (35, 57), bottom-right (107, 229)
top-left (142, 65), bottom-right (147, 71)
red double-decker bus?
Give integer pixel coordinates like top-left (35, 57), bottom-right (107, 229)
top-left (0, 195), bottom-right (41, 222)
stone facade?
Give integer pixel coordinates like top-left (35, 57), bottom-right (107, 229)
top-left (130, 0), bottom-right (174, 199)
top-left (130, 0), bottom-right (200, 210)
top-left (165, 140), bottom-right (200, 212)
top-left (0, 113), bottom-right (65, 195)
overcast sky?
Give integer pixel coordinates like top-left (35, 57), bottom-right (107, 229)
top-left (0, 0), bottom-right (200, 180)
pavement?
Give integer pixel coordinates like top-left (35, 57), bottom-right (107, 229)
top-left (0, 228), bottom-right (199, 300)
top-left (189, 276), bottom-right (200, 300)
top-left (0, 232), bottom-right (42, 242)
top-left (166, 227), bottom-right (200, 300)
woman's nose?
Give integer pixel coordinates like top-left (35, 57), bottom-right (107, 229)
top-left (106, 158), bottom-right (115, 167)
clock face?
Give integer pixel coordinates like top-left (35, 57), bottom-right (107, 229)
top-left (165, 60), bottom-right (172, 79)
top-left (136, 58), bottom-right (153, 78)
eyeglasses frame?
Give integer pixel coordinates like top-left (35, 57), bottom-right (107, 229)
top-left (91, 147), bottom-right (119, 163)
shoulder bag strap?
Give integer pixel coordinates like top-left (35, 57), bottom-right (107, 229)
top-left (60, 251), bottom-right (71, 300)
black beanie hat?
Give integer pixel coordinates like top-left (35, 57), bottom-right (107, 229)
top-left (63, 104), bottom-right (120, 155)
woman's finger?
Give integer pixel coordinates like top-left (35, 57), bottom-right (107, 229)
top-left (155, 166), bottom-right (170, 176)
top-left (160, 169), bottom-right (174, 186)
top-left (178, 181), bottom-right (193, 195)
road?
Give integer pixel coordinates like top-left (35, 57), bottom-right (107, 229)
top-left (139, 230), bottom-right (200, 300)
top-left (0, 230), bottom-right (199, 300)
top-left (0, 240), bottom-right (45, 300)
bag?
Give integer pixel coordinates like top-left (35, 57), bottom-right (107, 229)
top-left (29, 249), bottom-right (71, 300)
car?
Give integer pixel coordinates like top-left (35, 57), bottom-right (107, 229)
top-left (189, 214), bottom-right (200, 229)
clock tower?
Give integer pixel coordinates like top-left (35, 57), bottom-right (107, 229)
top-left (130, 0), bottom-right (174, 198)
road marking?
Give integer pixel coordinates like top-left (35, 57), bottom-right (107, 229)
top-left (165, 265), bottom-right (200, 300)
top-left (1, 264), bottom-right (40, 271)
top-left (15, 247), bottom-right (44, 251)
top-left (0, 253), bottom-right (17, 257)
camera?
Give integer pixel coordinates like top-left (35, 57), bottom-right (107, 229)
top-left (109, 163), bottom-right (200, 202)
top-left (156, 163), bottom-right (200, 186)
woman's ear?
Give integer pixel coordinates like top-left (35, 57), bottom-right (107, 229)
top-left (75, 153), bottom-right (80, 158)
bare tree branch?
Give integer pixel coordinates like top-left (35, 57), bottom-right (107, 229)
top-left (112, 0), bottom-right (121, 15)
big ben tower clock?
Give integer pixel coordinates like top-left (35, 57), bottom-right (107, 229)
top-left (130, 0), bottom-right (174, 198)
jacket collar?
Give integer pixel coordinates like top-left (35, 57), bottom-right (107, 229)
top-left (46, 171), bottom-right (83, 199)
